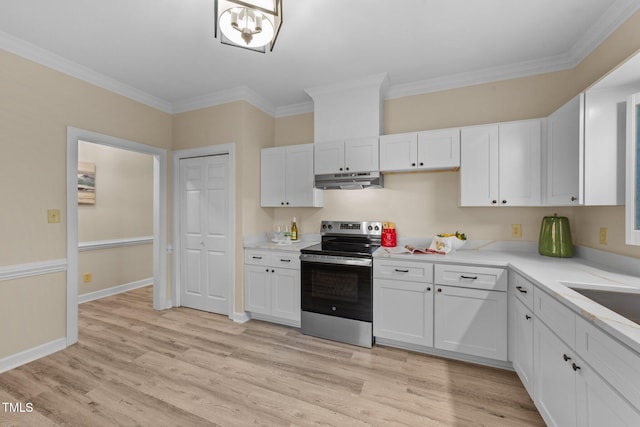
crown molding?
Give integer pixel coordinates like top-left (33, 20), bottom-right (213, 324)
top-left (274, 101), bottom-right (314, 118)
top-left (305, 72), bottom-right (389, 99)
top-left (172, 85), bottom-right (276, 116)
top-left (0, 30), bottom-right (173, 114)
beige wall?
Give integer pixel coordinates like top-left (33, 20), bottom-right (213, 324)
top-left (0, 49), bottom-right (171, 359)
top-left (173, 101), bottom-right (274, 313)
top-left (77, 142), bottom-right (153, 296)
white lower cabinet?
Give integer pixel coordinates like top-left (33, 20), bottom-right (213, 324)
top-left (373, 279), bottom-right (433, 346)
top-left (373, 260), bottom-right (434, 346)
top-left (434, 285), bottom-right (508, 360)
top-left (511, 296), bottom-right (534, 395)
top-left (533, 290), bottom-right (640, 427)
top-left (244, 250), bottom-right (300, 327)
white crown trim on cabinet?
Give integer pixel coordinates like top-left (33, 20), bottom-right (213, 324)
top-left (78, 236), bottom-right (153, 252)
top-left (0, 259), bottom-right (67, 282)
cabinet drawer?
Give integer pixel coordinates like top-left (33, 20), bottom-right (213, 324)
top-left (373, 260), bottom-right (433, 283)
top-left (534, 288), bottom-right (575, 348)
top-left (510, 272), bottom-right (534, 310)
top-left (434, 264), bottom-right (507, 291)
top-left (244, 250), bottom-right (272, 266)
top-left (271, 252), bottom-right (301, 269)
top-left (576, 317), bottom-right (640, 411)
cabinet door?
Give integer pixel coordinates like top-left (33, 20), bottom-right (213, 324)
top-left (417, 128), bottom-right (460, 170)
top-left (460, 124), bottom-right (499, 206)
top-left (345, 137), bottom-right (379, 172)
top-left (534, 318), bottom-right (577, 427)
top-left (512, 297), bottom-right (534, 396)
top-left (260, 147), bottom-right (286, 207)
top-left (576, 360), bottom-right (640, 426)
top-left (546, 94), bottom-right (583, 206)
top-left (433, 285), bottom-right (507, 360)
top-left (285, 144), bottom-right (319, 207)
top-left (498, 119), bottom-right (541, 206)
top-left (373, 279), bottom-right (434, 346)
top-left (314, 141), bottom-right (345, 174)
top-left (271, 268), bottom-right (301, 323)
top-left (379, 133), bottom-right (418, 172)
top-left (244, 265), bottom-right (272, 315)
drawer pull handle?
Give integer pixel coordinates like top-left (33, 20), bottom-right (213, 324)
top-left (395, 269), bottom-right (410, 273)
top-left (460, 275), bottom-right (478, 280)
top-left (252, 256), bottom-right (263, 260)
top-left (280, 259), bottom-right (291, 262)
top-left (563, 354), bottom-right (571, 362)
top-left (572, 363), bottom-right (581, 372)
top-left (525, 315), bottom-right (532, 320)
top-left (516, 286), bottom-right (528, 294)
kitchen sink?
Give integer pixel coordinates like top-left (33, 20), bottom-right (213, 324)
top-left (568, 286), bottom-right (640, 325)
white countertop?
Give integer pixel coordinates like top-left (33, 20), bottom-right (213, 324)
top-left (375, 243), bottom-right (640, 355)
top-left (243, 233), bottom-right (320, 252)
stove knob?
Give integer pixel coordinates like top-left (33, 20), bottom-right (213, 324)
top-left (322, 224), bottom-right (326, 230)
top-left (374, 225), bottom-right (380, 231)
top-left (368, 225), bottom-right (373, 231)
top-left (328, 224), bottom-right (333, 230)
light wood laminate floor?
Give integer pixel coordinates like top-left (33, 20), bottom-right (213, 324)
top-left (0, 287), bottom-right (544, 426)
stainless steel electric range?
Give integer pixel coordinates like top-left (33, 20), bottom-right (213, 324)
top-left (300, 220), bottom-right (382, 348)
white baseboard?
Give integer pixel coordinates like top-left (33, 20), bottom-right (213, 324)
top-left (233, 311), bottom-right (250, 323)
top-left (0, 338), bottom-right (67, 374)
top-left (78, 278), bottom-right (153, 304)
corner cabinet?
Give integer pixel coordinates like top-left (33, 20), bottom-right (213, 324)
top-left (460, 119), bottom-right (542, 206)
top-left (261, 144), bottom-right (323, 207)
top-left (314, 137), bottom-right (379, 175)
top-left (244, 249), bottom-right (301, 327)
top-left (379, 128), bottom-right (460, 172)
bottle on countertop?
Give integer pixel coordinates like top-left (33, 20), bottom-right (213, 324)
top-left (291, 217), bottom-right (298, 241)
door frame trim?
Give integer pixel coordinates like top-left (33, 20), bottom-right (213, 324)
top-left (66, 127), bottom-right (168, 346)
top-left (171, 144), bottom-right (236, 319)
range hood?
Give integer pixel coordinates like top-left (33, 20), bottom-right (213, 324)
top-left (315, 171), bottom-right (384, 190)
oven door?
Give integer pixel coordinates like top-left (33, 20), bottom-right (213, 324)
top-left (300, 254), bottom-right (373, 322)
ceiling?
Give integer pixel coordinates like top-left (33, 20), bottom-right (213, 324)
top-left (1, 0), bottom-right (639, 116)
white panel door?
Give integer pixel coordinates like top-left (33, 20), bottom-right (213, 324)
top-left (271, 268), bottom-right (300, 322)
top-left (512, 297), bottom-right (534, 395)
top-left (285, 144), bottom-right (315, 207)
top-left (180, 155), bottom-right (230, 315)
top-left (260, 147), bottom-right (286, 207)
top-left (379, 133), bottom-right (417, 172)
top-left (417, 128), bottom-right (461, 170)
top-left (314, 141), bottom-right (345, 174)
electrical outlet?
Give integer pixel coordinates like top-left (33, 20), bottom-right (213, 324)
top-left (599, 227), bottom-right (608, 245)
top-left (47, 209), bottom-right (60, 223)
top-left (511, 224), bottom-right (522, 238)
top-left (83, 273), bottom-right (92, 283)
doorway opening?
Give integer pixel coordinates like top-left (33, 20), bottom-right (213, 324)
top-left (66, 127), bottom-right (168, 346)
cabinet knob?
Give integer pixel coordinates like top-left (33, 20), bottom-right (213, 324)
top-left (271, 269), bottom-right (275, 273)
top-left (563, 354), bottom-right (571, 362)
top-left (419, 162), bottom-right (424, 166)
top-left (491, 200), bottom-right (497, 205)
top-left (281, 202), bottom-right (284, 205)
top-left (286, 202), bottom-right (289, 205)
top-left (346, 167), bottom-right (350, 171)
top-left (437, 288), bottom-right (442, 293)
top-left (525, 314), bottom-right (532, 320)
top-left (571, 196), bottom-right (577, 202)
top-left (411, 163), bottom-right (416, 167)
top-left (426, 287), bottom-right (431, 291)
top-left (265, 268), bottom-right (269, 272)
top-left (501, 200), bottom-right (507, 204)
top-left (339, 167), bottom-right (343, 171)
top-left (572, 363), bottom-right (581, 372)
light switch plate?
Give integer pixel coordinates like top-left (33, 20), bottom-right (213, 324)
top-left (47, 209), bottom-right (60, 223)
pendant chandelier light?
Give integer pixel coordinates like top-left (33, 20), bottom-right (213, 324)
top-left (214, 0), bottom-right (283, 53)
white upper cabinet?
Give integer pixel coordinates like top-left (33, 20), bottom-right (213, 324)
top-left (546, 94), bottom-right (583, 206)
top-left (314, 137), bottom-right (379, 174)
top-left (460, 119), bottom-right (541, 207)
top-left (379, 128), bottom-right (460, 172)
top-left (261, 144), bottom-right (323, 207)
top-left (546, 90), bottom-right (626, 207)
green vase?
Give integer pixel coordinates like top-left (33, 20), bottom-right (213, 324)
top-left (539, 214), bottom-right (574, 258)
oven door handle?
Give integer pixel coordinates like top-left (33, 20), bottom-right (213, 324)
top-left (300, 254), bottom-right (372, 267)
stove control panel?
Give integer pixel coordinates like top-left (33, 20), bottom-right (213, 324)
top-left (320, 221), bottom-right (382, 236)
